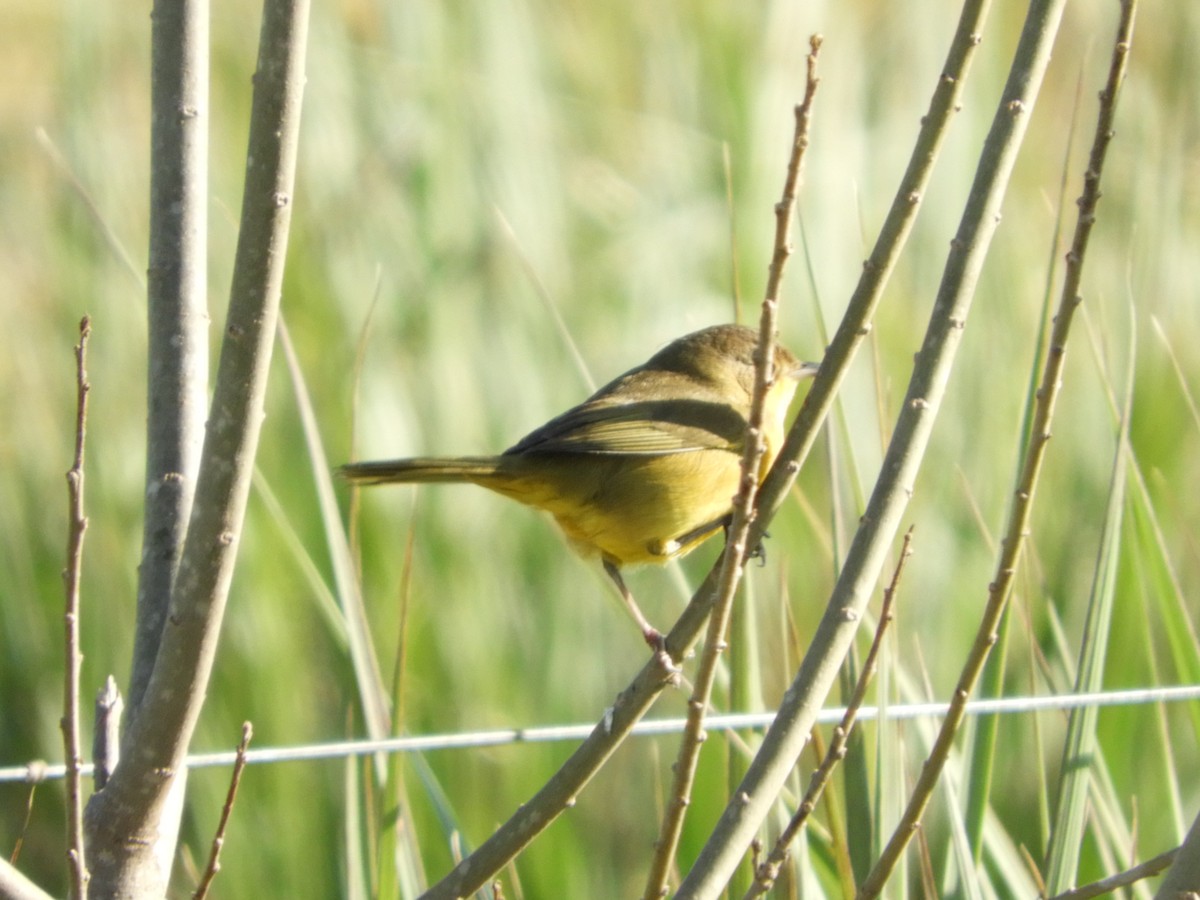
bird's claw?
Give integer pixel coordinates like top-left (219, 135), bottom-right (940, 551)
top-left (644, 628), bottom-right (683, 683)
top-left (747, 530), bottom-right (770, 566)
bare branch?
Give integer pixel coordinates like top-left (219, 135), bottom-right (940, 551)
top-left (421, 0), bottom-right (990, 888)
top-left (0, 858), bottom-right (56, 900)
top-left (744, 528), bottom-right (911, 899)
top-left (129, 0), bottom-right (210, 716)
top-left (83, 0), bottom-right (311, 893)
top-left (61, 316), bottom-right (91, 900)
top-left (1049, 845), bottom-right (1175, 900)
top-left (861, 3), bottom-right (1136, 893)
top-left (678, 0), bottom-right (1068, 894)
top-left (91, 677), bottom-right (123, 791)
top-left (1156, 807), bottom-right (1200, 898)
top-left (192, 723), bottom-right (253, 900)
top-left (641, 37), bottom-right (823, 900)
top-left (754, 0), bottom-right (994, 526)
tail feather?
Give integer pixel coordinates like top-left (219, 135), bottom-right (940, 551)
top-left (339, 456), bottom-right (503, 485)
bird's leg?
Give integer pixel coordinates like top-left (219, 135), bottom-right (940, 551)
top-left (668, 513), bottom-right (733, 557)
top-left (600, 560), bottom-right (684, 682)
top-left (718, 516), bottom-right (769, 566)
top-left (602, 558), bottom-right (661, 648)
top-left (745, 530), bottom-right (769, 566)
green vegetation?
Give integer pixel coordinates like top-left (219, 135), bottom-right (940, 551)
top-left (1, 2), bottom-right (1198, 896)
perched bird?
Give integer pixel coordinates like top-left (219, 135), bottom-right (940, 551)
top-left (342, 324), bottom-right (817, 647)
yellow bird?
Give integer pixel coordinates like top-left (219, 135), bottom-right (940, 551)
top-left (342, 324), bottom-right (817, 647)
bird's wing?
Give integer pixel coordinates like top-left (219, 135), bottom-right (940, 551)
top-left (506, 394), bottom-right (748, 456)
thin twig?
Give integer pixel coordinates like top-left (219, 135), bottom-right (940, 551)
top-left (92, 676), bottom-right (123, 791)
top-left (744, 528), bottom-right (912, 899)
top-left (857, 4), bottom-right (1136, 896)
top-left (640, 37), bottom-right (823, 900)
top-left (62, 315), bottom-right (91, 900)
top-left (678, 0), bottom-right (1066, 892)
top-left (1048, 845), bottom-right (1175, 899)
top-left (753, 0), bottom-right (994, 534)
top-left (193, 723), bottom-right (253, 900)
top-left (422, 0), bottom-right (989, 889)
top-left (10, 782), bottom-right (38, 864)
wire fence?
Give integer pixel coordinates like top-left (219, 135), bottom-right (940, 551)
top-left (4, 683), bottom-right (1198, 784)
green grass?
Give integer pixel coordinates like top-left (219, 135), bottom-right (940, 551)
top-left (2, 2), bottom-right (1199, 897)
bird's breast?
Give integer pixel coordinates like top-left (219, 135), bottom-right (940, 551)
top-left (483, 449), bottom-right (743, 568)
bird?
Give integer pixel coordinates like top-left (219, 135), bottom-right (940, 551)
top-left (341, 324), bottom-right (818, 648)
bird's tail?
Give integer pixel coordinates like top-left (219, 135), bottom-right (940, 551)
top-left (339, 456), bottom-right (504, 486)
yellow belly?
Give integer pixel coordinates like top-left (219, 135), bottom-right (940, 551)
top-left (477, 449), bottom-right (743, 567)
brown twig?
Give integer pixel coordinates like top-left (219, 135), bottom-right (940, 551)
top-left (743, 528), bottom-right (912, 899)
top-left (422, 1), bottom-right (1007, 892)
top-left (1048, 845), bottom-right (1175, 899)
top-left (424, 1), bottom-right (987, 888)
top-left (193, 722), bottom-right (254, 900)
top-left (10, 781), bottom-right (38, 865)
top-left (61, 316), bottom-right (91, 900)
top-left (857, 3), bottom-right (1136, 896)
top-left (678, 0), bottom-right (1062, 890)
top-left (639, 36), bottom-right (823, 900)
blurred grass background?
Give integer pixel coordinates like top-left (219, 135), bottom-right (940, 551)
top-left (1, 1), bottom-right (1198, 896)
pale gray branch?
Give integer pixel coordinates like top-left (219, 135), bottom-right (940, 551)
top-left (676, 0), bottom-right (1068, 895)
top-left (420, 1), bottom-right (990, 893)
top-left (0, 858), bottom-right (55, 900)
top-left (129, 0), bottom-right (210, 716)
top-left (1156, 812), bottom-right (1200, 898)
top-left (83, 0), bottom-right (311, 894)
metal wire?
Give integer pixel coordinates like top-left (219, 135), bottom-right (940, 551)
top-left (4, 683), bottom-right (1198, 783)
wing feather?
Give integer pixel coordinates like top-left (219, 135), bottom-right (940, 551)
top-left (506, 393), bottom-right (748, 456)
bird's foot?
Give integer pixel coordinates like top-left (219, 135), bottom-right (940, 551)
top-left (644, 628), bottom-right (682, 684)
top-left (746, 530), bottom-right (770, 566)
